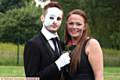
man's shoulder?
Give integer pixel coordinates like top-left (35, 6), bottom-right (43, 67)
top-left (26, 33), bottom-right (42, 44)
top-left (24, 34), bottom-right (42, 48)
top-left (26, 32), bottom-right (47, 46)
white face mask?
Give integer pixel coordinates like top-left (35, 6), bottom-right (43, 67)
top-left (43, 7), bottom-right (63, 27)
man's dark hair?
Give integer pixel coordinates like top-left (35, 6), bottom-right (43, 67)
top-left (43, 1), bottom-right (63, 15)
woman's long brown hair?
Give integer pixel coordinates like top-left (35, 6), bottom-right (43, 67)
top-left (64, 9), bottom-right (90, 74)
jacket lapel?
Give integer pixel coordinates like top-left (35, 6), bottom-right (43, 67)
top-left (39, 32), bottom-right (56, 58)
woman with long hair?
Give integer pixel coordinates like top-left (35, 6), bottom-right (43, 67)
top-left (61, 9), bottom-right (103, 80)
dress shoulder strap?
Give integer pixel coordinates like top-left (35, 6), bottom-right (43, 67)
top-left (84, 37), bottom-right (92, 47)
top-left (82, 37), bottom-right (92, 53)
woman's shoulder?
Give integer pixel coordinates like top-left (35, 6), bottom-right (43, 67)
top-left (86, 37), bottom-right (100, 45)
top-left (85, 37), bottom-right (102, 55)
top-left (89, 38), bottom-right (100, 46)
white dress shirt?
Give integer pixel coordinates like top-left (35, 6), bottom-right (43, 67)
top-left (41, 26), bottom-right (59, 51)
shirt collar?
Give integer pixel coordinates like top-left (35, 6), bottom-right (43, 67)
top-left (41, 26), bottom-right (59, 41)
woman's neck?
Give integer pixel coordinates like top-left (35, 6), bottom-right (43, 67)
top-left (71, 37), bottom-right (80, 45)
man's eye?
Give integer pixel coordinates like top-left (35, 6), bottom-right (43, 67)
top-left (57, 17), bottom-right (61, 21)
top-left (49, 17), bottom-right (54, 20)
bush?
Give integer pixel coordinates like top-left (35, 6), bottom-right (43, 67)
top-left (0, 5), bottom-right (42, 44)
top-left (103, 48), bottom-right (120, 67)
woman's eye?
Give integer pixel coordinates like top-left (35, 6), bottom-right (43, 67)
top-left (76, 23), bottom-right (82, 26)
top-left (69, 22), bottom-right (74, 25)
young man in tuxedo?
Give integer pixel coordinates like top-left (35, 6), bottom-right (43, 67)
top-left (24, 1), bottom-right (70, 80)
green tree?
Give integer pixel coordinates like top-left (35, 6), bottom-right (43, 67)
top-left (0, 0), bottom-right (25, 12)
top-left (0, 5), bottom-right (41, 44)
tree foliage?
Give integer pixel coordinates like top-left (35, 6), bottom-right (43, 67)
top-left (88, 0), bottom-right (120, 49)
top-left (0, 0), bottom-right (25, 12)
top-left (0, 5), bottom-right (41, 44)
top-left (0, 0), bottom-right (120, 49)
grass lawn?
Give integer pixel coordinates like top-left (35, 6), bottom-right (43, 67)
top-left (104, 67), bottom-right (120, 80)
top-left (0, 66), bottom-right (120, 80)
top-left (0, 66), bottom-right (24, 77)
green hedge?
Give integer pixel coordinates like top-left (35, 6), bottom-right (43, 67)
top-left (103, 48), bottom-right (120, 67)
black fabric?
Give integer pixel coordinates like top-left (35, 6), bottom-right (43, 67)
top-left (51, 38), bottom-right (60, 56)
top-left (74, 38), bottom-right (95, 80)
top-left (24, 32), bottom-right (62, 80)
top-left (64, 38), bottom-right (95, 80)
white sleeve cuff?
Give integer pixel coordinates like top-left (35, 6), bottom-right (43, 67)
top-left (55, 61), bottom-right (61, 71)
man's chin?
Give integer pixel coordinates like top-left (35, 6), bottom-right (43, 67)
top-left (47, 29), bottom-right (57, 33)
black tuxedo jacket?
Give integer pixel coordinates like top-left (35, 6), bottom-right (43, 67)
top-left (24, 32), bottom-right (62, 80)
